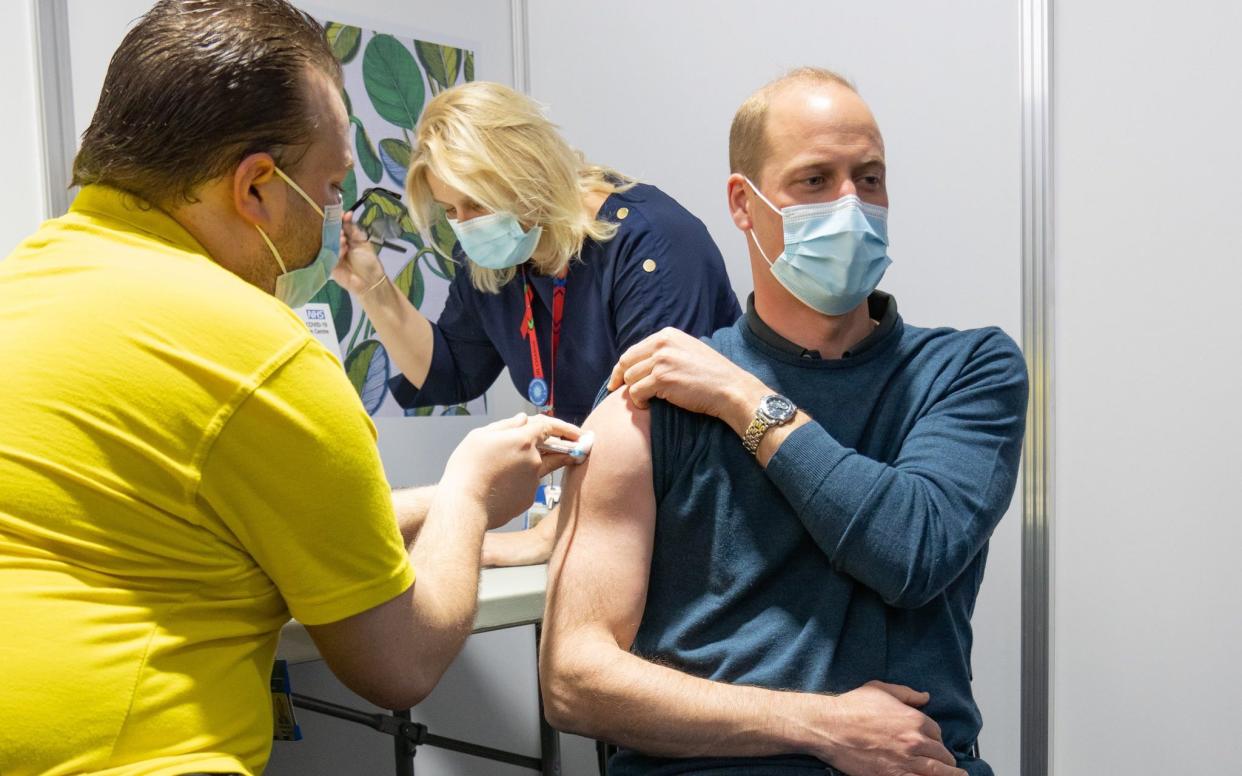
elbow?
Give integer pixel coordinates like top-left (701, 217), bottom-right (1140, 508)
top-left (538, 641), bottom-right (606, 735)
top-left (882, 578), bottom-right (945, 609)
top-left (879, 545), bottom-right (974, 608)
top-left (333, 636), bottom-right (464, 711)
top-left (539, 653), bottom-right (584, 732)
top-left (347, 662), bottom-right (442, 711)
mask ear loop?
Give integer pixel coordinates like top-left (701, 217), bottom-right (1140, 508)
top-left (255, 225), bottom-right (288, 273)
top-left (748, 228), bottom-right (777, 268)
top-left (742, 177), bottom-right (781, 268)
top-left (273, 167), bottom-right (326, 219)
top-left (257, 165), bottom-right (322, 276)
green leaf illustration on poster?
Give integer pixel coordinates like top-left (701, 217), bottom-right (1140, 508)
top-left (358, 190), bottom-right (416, 241)
top-left (344, 340), bottom-right (390, 414)
top-left (353, 119), bottom-right (382, 183)
top-left (402, 228), bottom-right (425, 251)
top-left (320, 17), bottom-right (480, 418)
top-left (341, 169), bottom-right (357, 211)
top-left (415, 41), bottom-right (460, 92)
top-left (378, 138), bottom-right (412, 188)
top-left (308, 279), bottom-right (352, 344)
top-left (430, 216), bottom-right (458, 261)
top-left (393, 255), bottom-right (425, 309)
top-left (326, 23), bottom-right (361, 63)
top-left (362, 34), bottom-right (425, 130)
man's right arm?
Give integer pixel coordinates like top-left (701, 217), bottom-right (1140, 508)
top-left (197, 341), bottom-right (576, 710)
top-left (306, 412), bottom-right (580, 710)
top-left (540, 391), bottom-right (963, 776)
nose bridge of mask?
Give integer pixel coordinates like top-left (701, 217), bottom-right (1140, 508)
top-left (452, 211), bottom-right (511, 239)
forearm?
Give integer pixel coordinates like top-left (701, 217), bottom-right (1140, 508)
top-left (405, 486), bottom-right (488, 675)
top-left (543, 633), bottom-right (826, 760)
top-left (480, 509), bottom-right (558, 567)
top-left (763, 420), bottom-right (997, 608)
top-left (360, 277), bottom-right (435, 388)
top-left (392, 486), bottom-right (436, 545)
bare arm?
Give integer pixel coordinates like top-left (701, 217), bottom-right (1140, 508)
top-left (307, 414), bottom-right (580, 710)
top-left (334, 216), bottom-right (434, 387)
top-left (357, 273), bottom-right (434, 388)
top-left (539, 391), bottom-right (963, 775)
top-left (481, 507), bottom-right (559, 568)
top-left (392, 486), bottom-right (435, 545)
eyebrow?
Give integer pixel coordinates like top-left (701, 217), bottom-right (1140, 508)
top-left (788, 157), bottom-right (886, 176)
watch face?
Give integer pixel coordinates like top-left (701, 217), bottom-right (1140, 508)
top-left (760, 394), bottom-right (796, 423)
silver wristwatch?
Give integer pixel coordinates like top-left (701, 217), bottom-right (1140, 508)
top-left (741, 394), bottom-right (797, 455)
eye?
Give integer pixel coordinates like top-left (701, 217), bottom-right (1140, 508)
top-left (803, 175), bottom-right (826, 187)
top-left (859, 174), bottom-right (884, 188)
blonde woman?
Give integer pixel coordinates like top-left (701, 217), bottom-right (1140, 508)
top-left (334, 82), bottom-right (738, 565)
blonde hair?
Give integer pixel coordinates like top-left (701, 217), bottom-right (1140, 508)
top-left (729, 67), bottom-right (857, 186)
top-left (406, 81), bottom-right (633, 293)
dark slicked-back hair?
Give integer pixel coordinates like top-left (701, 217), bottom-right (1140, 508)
top-left (72, 0), bottom-right (341, 206)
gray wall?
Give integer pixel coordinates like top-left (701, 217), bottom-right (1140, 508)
top-left (0, 1), bottom-right (46, 255)
top-left (1051, 1), bottom-right (1242, 772)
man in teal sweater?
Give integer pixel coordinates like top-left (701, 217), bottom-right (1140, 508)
top-left (538, 68), bottom-right (1027, 776)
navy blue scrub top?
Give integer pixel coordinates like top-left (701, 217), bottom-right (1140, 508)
top-left (389, 183), bottom-right (742, 425)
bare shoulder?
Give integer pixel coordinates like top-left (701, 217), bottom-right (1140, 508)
top-left (557, 388), bottom-right (653, 525)
top-left (546, 388), bottom-right (656, 649)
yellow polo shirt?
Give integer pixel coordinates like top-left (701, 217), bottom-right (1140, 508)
top-left (0, 186), bottom-right (415, 775)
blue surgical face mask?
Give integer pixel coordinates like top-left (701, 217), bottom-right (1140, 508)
top-left (449, 211), bottom-right (542, 270)
top-left (745, 178), bottom-right (892, 316)
top-left (255, 167), bottom-right (343, 309)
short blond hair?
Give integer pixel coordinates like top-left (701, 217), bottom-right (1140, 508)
top-left (406, 81), bottom-right (632, 293)
top-left (729, 67), bottom-right (857, 186)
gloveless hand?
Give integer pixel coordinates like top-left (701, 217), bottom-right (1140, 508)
top-left (331, 212), bottom-right (388, 296)
top-left (441, 413), bottom-right (581, 530)
top-left (607, 327), bottom-right (771, 436)
top-left (812, 681), bottom-right (966, 776)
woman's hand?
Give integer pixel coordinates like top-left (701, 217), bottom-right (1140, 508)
top-left (441, 414), bottom-right (581, 529)
top-left (332, 212), bottom-right (388, 297)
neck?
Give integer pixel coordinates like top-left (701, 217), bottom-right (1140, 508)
top-left (753, 287), bottom-right (875, 359)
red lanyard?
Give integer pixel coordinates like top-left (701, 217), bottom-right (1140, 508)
top-left (520, 268), bottom-right (567, 414)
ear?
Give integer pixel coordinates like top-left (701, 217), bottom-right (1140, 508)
top-left (727, 173), bottom-right (756, 233)
top-left (232, 153), bottom-right (281, 229)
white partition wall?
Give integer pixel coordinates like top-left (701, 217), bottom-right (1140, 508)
top-left (1051, 1), bottom-right (1242, 773)
top-left (1, 1), bottom-right (48, 256)
top-left (525, 2), bottom-right (1026, 773)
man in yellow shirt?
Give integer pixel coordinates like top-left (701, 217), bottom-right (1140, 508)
top-left (0, 2), bottom-right (579, 774)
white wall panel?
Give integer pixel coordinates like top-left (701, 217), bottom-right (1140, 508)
top-left (1052, 1), bottom-right (1242, 773)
